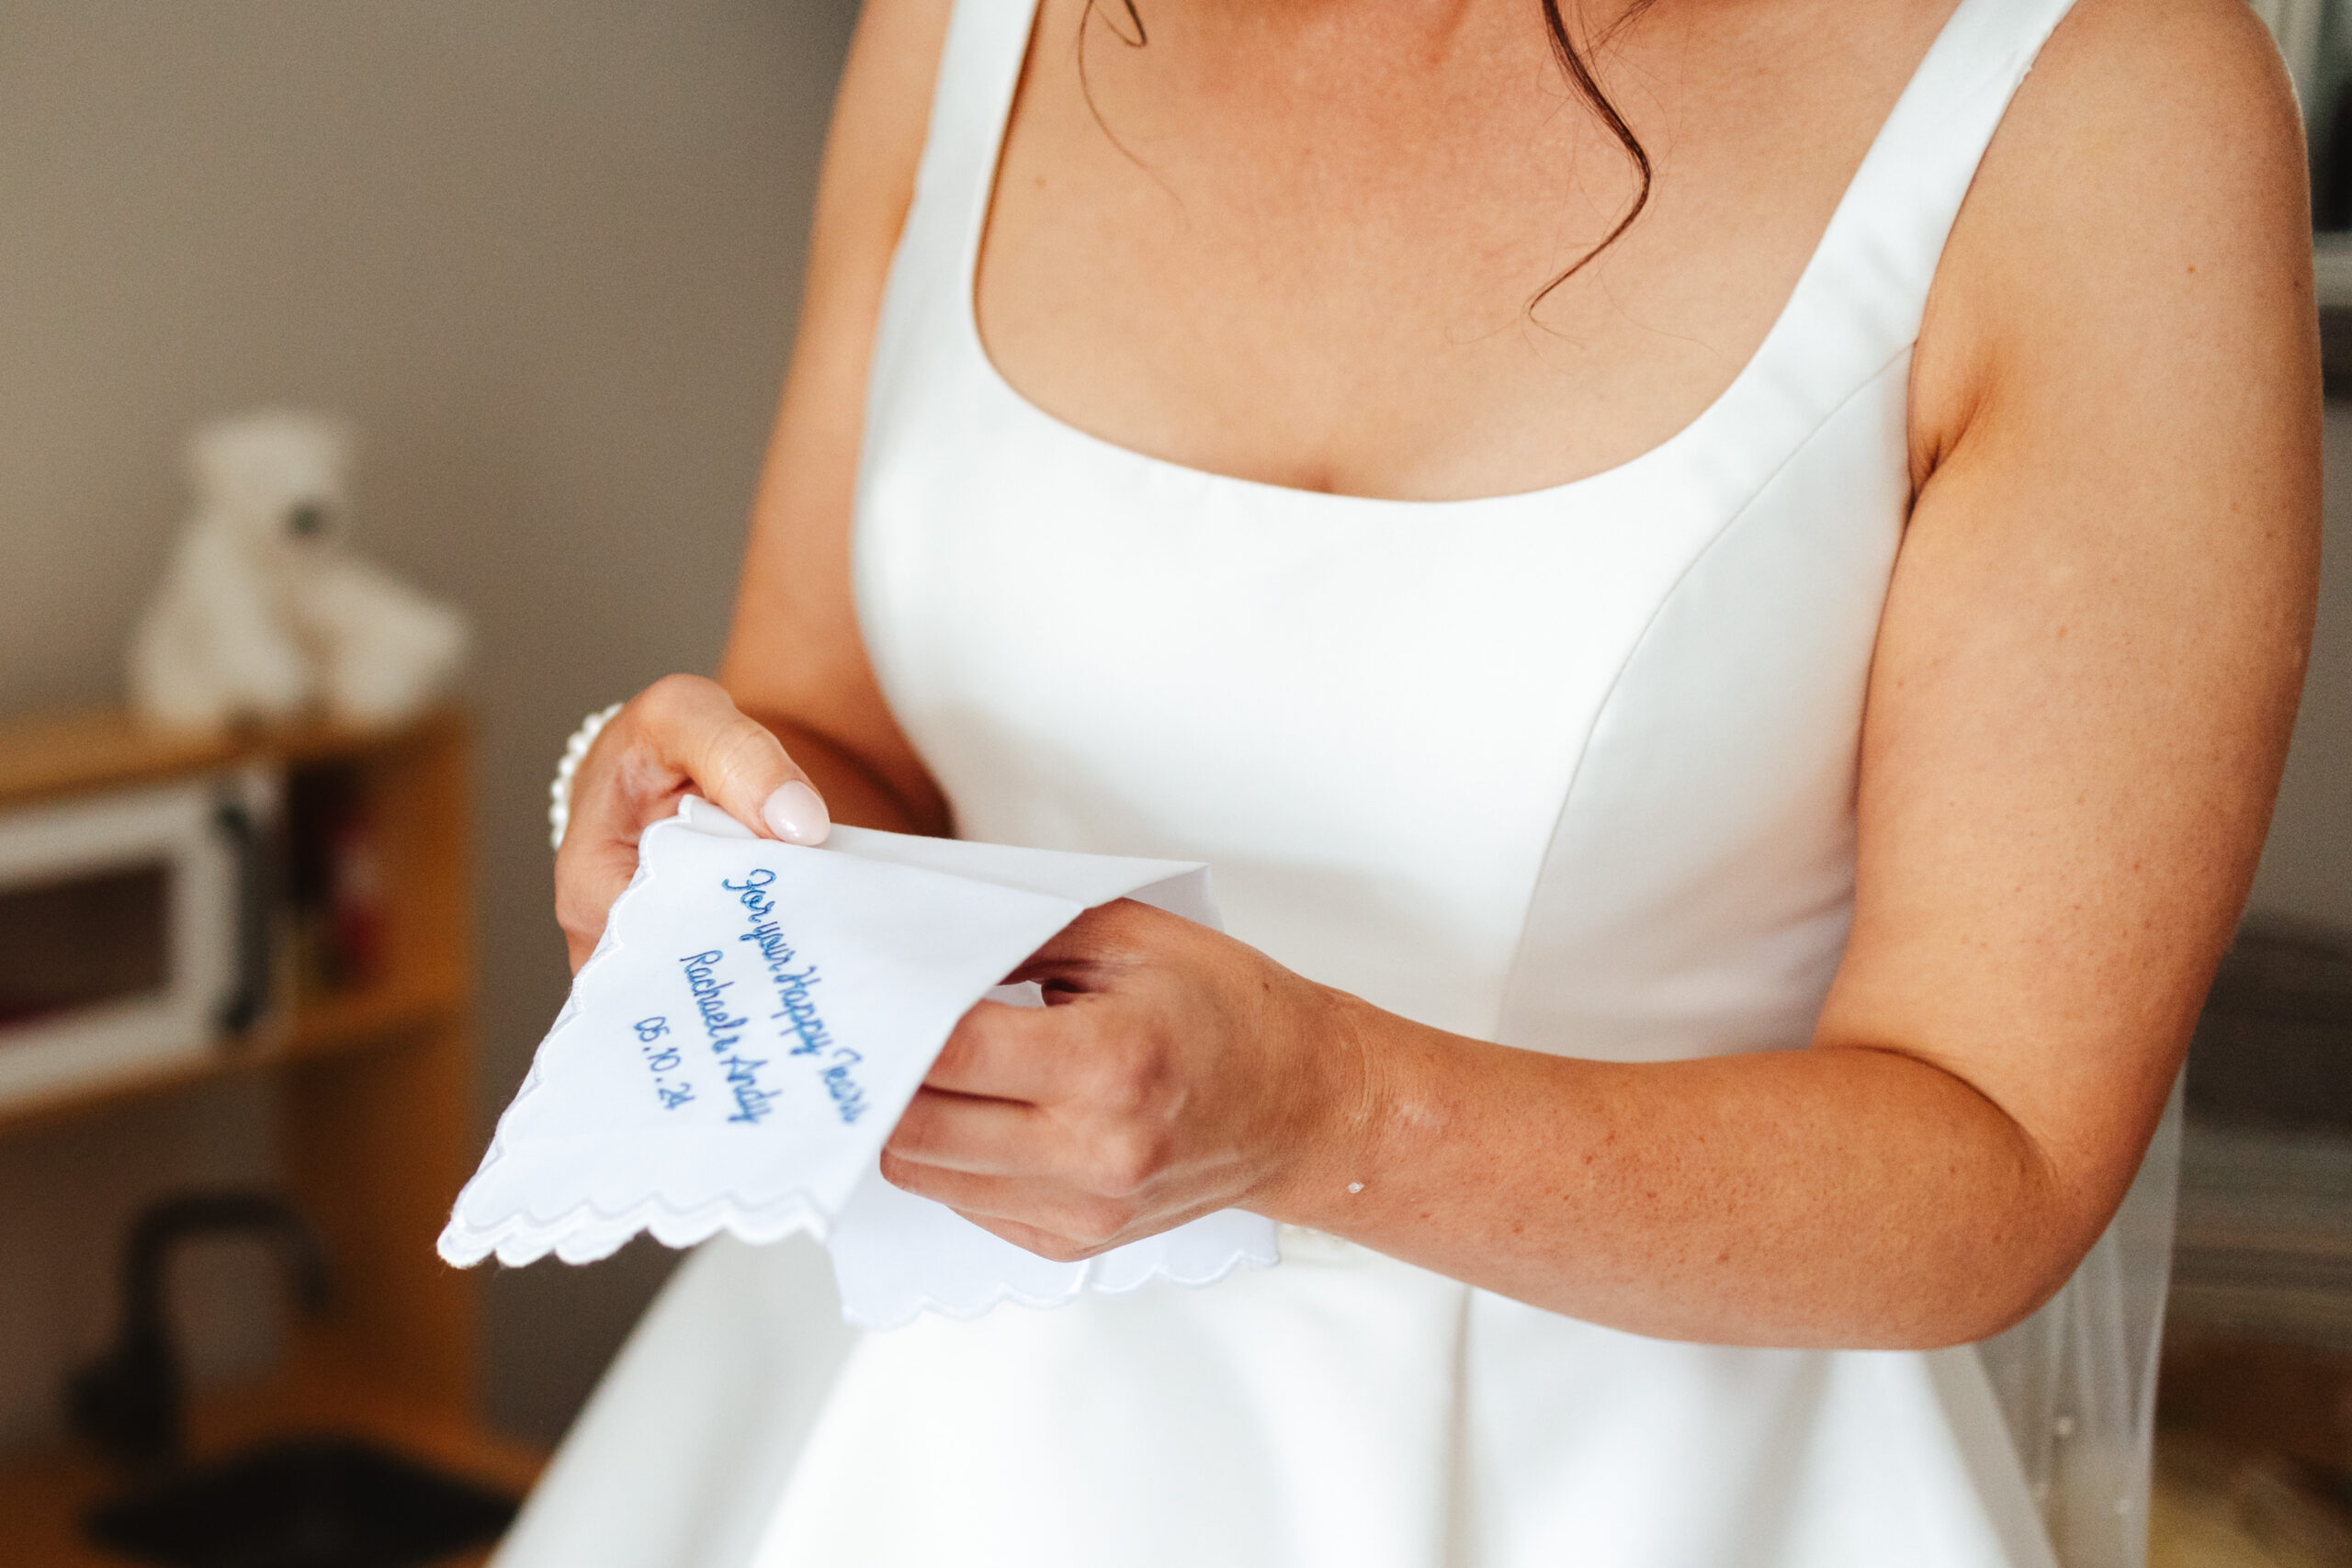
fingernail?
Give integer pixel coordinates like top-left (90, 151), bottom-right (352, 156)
top-left (760, 781), bottom-right (831, 845)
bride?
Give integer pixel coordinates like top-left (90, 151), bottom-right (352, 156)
top-left (503, 0), bottom-right (2318, 1562)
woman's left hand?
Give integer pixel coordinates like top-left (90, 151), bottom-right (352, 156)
top-left (879, 900), bottom-right (1365, 1260)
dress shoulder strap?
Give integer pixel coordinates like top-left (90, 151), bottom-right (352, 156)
top-left (877, 0), bottom-right (2080, 469)
top-left (861, 0), bottom-right (1041, 442)
top-left (1776, 0), bottom-right (2082, 378)
top-left (903, 0), bottom-right (1040, 270)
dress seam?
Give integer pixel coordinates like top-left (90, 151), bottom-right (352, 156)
top-left (1489, 347), bottom-right (1914, 1043)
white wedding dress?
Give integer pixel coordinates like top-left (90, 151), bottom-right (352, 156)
top-left (491, 0), bottom-right (2179, 1560)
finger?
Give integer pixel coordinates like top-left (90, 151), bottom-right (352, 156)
top-left (555, 675), bottom-right (820, 969)
top-left (939, 1208), bottom-right (1106, 1266)
top-left (639, 673), bottom-right (830, 844)
top-left (922, 1000), bottom-right (1068, 1100)
top-left (954, 1214), bottom-right (1105, 1265)
top-left (876, 1150), bottom-right (1037, 1219)
top-left (1001, 898), bottom-right (1170, 989)
top-left (555, 735), bottom-right (650, 969)
top-left (874, 1156), bottom-right (1122, 1262)
top-left (555, 841), bottom-right (636, 972)
top-left (886, 1086), bottom-right (1058, 1174)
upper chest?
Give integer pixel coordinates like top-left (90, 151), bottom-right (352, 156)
top-left (974, 0), bottom-right (1962, 502)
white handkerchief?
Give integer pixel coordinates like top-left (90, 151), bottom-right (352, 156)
top-left (438, 796), bottom-right (1278, 1328)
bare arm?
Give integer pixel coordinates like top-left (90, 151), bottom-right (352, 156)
top-left (884, 0), bottom-right (2321, 1347)
top-left (714, 0), bottom-right (953, 838)
top-left (555, 0), bottom-right (953, 968)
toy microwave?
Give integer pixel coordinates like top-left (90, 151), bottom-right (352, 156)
top-left (0, 768), bottom-right (276, 1111)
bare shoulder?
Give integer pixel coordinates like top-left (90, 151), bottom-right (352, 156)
top-left (811, 0), bottom-right (958, 256)
top-left (1912, 0), bottom-right (2315, 473)
top-left (716, 0), bottom-right (957, 799)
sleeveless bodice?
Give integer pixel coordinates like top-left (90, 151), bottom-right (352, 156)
top-left (487, 3), bottom-right (2180, 1565)
top-left (856, 0), bottom-right (2042, 1065)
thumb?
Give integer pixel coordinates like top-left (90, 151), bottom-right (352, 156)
top-left (644, 674), bottom-right (831, 845)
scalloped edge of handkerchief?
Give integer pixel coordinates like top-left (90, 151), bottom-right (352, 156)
top-left (435, 813), bottom-right (860, 1269)
top-left (439, 806), bottom-right (1278, 1325)
top-left (439, 1189), bottom-right (838, 1268)
top-left (840, 1231), bottom-right (1283, 1331)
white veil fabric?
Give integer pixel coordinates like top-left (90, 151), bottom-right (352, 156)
top-left (1978, 1078), bottom-right (2182, 1568)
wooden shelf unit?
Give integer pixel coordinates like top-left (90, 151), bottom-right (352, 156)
top-left (0, 706), bottom-right (538, 1564)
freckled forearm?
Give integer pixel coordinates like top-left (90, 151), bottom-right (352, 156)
top-left (1261, 991), bottom-right (2073, 1348)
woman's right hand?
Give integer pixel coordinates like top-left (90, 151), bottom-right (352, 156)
top-left (554, 673), bottom-right (831, 972)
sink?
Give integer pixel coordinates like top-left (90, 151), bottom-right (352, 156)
top-left (84, 1434), bottom-right (519, 1568)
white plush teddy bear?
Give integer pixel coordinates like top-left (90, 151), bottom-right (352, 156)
top-left (128, 411), bottom-right (469, 730)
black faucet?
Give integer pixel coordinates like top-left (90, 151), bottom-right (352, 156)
top-left (68, 1191), bottom-right (332, 1468)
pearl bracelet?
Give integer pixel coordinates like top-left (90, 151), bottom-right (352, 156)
top-left (549, 702), bottom-right (625, 852)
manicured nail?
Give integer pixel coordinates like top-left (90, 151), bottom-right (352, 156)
top-left (760, 781), bottom-right (831, 845)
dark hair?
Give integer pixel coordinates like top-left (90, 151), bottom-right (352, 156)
top-left (1532, 0), bottom-right (1657, 308)
top-left (1076, 0), bottom-right (1658, 314)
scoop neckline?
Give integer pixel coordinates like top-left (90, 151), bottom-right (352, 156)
top-left (955, 0), bottom-right (1980, 513)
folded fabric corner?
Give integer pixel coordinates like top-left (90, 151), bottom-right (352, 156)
top-left (439, 799), bottom-right (1278, 1325)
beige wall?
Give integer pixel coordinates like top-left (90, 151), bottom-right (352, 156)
top-left (0, 0), bottom-right (2343, 1458)
top-left (0, 0), bottom-right (854, 1445)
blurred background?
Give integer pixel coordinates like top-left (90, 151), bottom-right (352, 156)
top-left (0, 0), bottom-right (854, 1450)
top-left (0, 2), bottom-right (2342, 1566)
